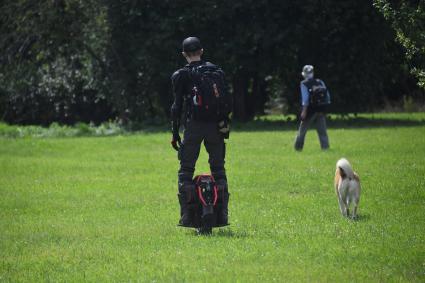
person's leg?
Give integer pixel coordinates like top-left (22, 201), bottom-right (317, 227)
top-left (177, 121), bottom-right (203, 225)
top-left (315, 112), bottom-right (330, 149)
top-left (204, 123), bottom-right (229, 224)
top-left (294, 113), bottom-right (315, 151)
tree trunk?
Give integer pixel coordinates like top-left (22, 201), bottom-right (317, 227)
top-left (232, 70), bottom-right (249, 122)
top-left (252, 74), bottom-right (268, 116)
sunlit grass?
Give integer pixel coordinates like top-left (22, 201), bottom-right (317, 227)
top-left (1, 113), bottom-right (424, 282)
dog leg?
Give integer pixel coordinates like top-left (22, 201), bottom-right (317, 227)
top-left (352, 185), bottom-right (360, 219)
top-left (337, 193), bottom-right (347, 217)
top-left (345, 197), bottom-right (351, 218)
top-left (352, 205), bottom-right (357, 219)
top-left (352, 198), bottom-right (359, 219)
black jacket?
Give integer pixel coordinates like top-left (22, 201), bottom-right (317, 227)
top-left (170, 60), bottom-right (218, 125)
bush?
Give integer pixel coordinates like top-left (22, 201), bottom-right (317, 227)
top-left (403, 96), bottom-right (418, 112)
top-left (0, 121), bottom-right (127, 138)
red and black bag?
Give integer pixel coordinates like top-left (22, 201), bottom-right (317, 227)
top-left (180, 174), bottom-right (229, 230)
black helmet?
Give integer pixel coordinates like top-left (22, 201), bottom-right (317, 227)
top-left (182, 37), bottom-right (202, 52)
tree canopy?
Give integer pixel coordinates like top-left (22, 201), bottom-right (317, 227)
top-left (0, 0), bottom-right (423, 125)
top-left (374, 0), bottom-right (425, 89)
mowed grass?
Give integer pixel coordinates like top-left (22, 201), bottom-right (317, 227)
top-left (1, 113), bottom-right (424, 282)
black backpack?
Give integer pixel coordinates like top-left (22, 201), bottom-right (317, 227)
top-left (187, 63), bottom-right (232, 122)
top-left (303, 79), bottom-right (329, 107)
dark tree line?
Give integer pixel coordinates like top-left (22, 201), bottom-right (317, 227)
top-left (0, 0), bottom-right (423, 125)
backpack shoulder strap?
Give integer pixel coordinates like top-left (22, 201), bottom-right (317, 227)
top-left (301, 79), bottom-right (312, 88)
top-left (183, 64), bottom-right (195, 72)
top-left (203, 62), bottom-right (222, 72)
top-left (205, 62), bottom-right (216, 67)
top-left (303, 78), bottom-right (323, 89)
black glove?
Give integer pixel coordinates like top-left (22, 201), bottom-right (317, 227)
top-left (218, 119), bottom-right (230, 139)
top-left (171, 120), bottom-right (182, 151)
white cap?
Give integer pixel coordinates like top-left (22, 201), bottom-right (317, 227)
top-left (301, 65), bottom-right (314, 78)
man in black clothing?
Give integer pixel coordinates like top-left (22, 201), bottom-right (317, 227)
top-left (170, 37), bottom-right (231, 226)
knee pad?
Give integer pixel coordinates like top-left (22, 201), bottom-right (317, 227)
top-left (178, 172), bottom-right (194, 183)
top-left (178, 181), bottom-right (196, 203)
top-left (214, 179), bottom-right (229, 225)
top-left (177, 181), bottom-right (197, 227)
top-left (215, 178), bottom-right (228, 191)
top-left (215, 179), bottom-right (229, 205)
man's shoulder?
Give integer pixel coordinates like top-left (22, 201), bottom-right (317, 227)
top-left (205, 61), bottom-right (217, 67)
top-left (301, 78), bottom-right (323, 85)
top-left (204, 62), bottom-right (224, 75)
top-left (300, 79), bottom-right (311, 86)
top-left (205, 61), bottom-right (224, 70)
top-left (171, 67), bottom-right (189, 81)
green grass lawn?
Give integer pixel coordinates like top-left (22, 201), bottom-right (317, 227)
top-left (1, 113), bottom-right (424, 282)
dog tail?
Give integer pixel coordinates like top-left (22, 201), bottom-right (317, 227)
top-left (336, 158), bottom-right (354, 179)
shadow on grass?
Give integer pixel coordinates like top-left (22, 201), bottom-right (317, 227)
top-left (232, 116), bottom-right (425, 132)
top-left (186, 228), bottom-right (249, 238)
top-left (340, 213), bottom-right (371, 222)
top-left (131, 116), bottom-right (425, 134)
top-left (214, 228), bottom-right (249, 238)
top-left (352, 213), bottom-right (371, 222)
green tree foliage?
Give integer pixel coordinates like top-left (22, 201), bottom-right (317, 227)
top-left (0, 0), bottom-right (111, 124)
top-left (374, 0), bottom-right (425, 89)
top-left (0, 0), bottom-right (422, 124)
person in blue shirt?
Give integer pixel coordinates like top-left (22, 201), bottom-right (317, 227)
top-left (294, 65), bottom-right (330, 151)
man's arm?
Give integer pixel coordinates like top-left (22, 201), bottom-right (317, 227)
top-left (300, 83), bottom-right (309, 120)
top-left (170, 70), bottom-right (185, 150)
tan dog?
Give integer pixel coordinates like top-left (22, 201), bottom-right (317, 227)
top-left (334, 158), bottom-right (361, 219)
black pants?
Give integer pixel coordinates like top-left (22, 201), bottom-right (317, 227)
top-left (178, 120), bottom-right (226, 182)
